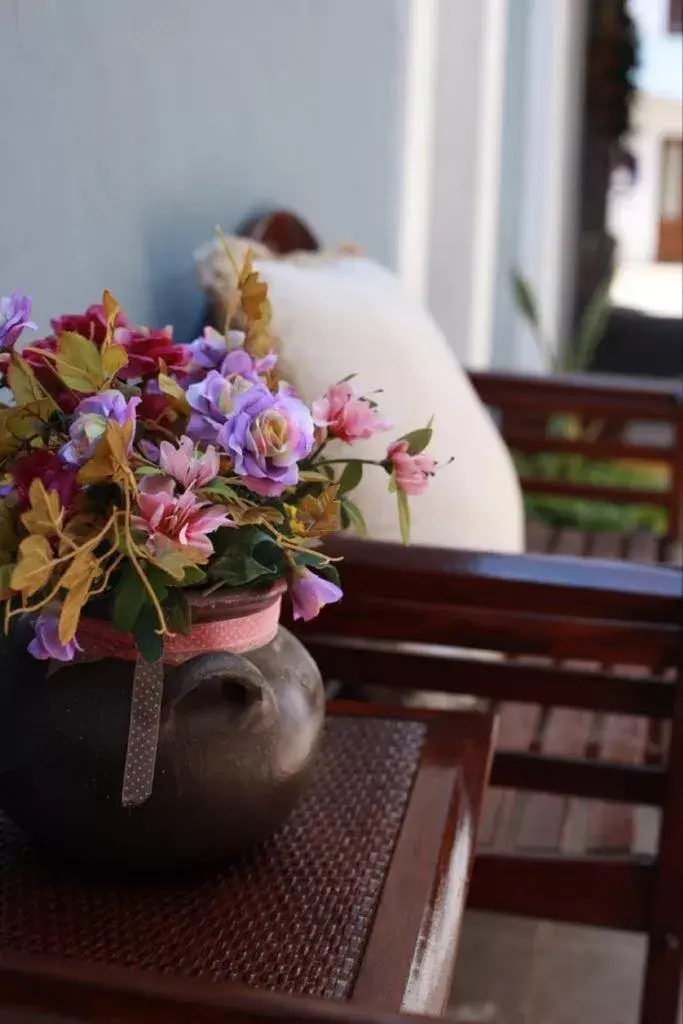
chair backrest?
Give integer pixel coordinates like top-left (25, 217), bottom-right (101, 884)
top-left (469, 369), bottom-right (683, 548)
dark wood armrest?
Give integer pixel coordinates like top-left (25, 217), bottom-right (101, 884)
top-left (294, 538), bottom-right (682, 667)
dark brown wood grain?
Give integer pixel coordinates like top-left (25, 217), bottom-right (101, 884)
top-left (291, 537), bottom-right (683, 1023)
top-left (469, 854), bottom-right (654, 932)
top-left (0, 956), bottom-right (484, 1024)
top-left (0, 705), bottom-right (494, 1024)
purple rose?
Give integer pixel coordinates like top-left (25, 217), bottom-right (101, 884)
top-left (29, 612), bottom-right (81, 662)
top-left (0, 291), bottom-right (37, 349)
top-left (61, 390), bottom-right (140, 465)
top-left (218, 380), bottom-right (314, 496)
top-left (185, 370), bottom-right (249, 445)
top-left (291, 570), bottom-right (343, 622)
top-left (187, 327), bottom-right (276, 383)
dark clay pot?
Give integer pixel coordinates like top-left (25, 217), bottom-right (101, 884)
top-left (0, 585), bottom-right (324, 870)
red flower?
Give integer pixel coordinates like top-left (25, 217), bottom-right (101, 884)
top-left (12, 450), bottom-right (80, 511)
top-left (50, 303), bottom-right (129, 344)
top-left (115, 327), bottom-right (190, 381)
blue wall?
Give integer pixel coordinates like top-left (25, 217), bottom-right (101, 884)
top-left (1, 0), bottom-right (407, 340)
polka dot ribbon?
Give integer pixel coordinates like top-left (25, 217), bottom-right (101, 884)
top-left (76, 601), bottom-right (281, 808)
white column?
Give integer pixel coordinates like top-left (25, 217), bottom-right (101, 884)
top-left (512, 0), bottom-right (589, 372)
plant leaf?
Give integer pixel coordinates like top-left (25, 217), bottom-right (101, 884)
top-left (21, 479), bottom-right (62, 538)
top-left (8, 352), bottom-right (44, 406)
top-left (102, 343), bottom-right (129, 379)
top-left (397, 488), bottom-right (410, 545)
top-left (58, 570), bottom-right (92, 645)
top-left (340, 496), bottom-right (367, 536)
top-left (112, 562), bottom-right (147, 633)
top-left (55, 331), bottom-right (105, 392)
top-left (399, 426), bottom-right (433, 456)
top-left (573, 278), bottom-right (612, 372)
top-left (133, 603), bottom-right (164, 662)
top-left (10, 535), bottom-right (54, 598)
top-left (208, 526), bottom-right (281, 587)
top-left (511, 271), bottom-right (540, 327)
top-left (162, 589), bottom-right (191, 635)
top-left (337, 460), bottom-right (364, 495)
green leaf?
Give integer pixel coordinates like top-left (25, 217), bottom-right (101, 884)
top-left (145, 566), bottom-right (171, 602)
top-left (133, 603), bottom-right (164, 662)
top-left (317, 562), bottom-right (341, 589)
top-left (181, 565), bottom-right (207, 586)
top-left (112, 563), bottom-right (147, 633)
top-left (55, 331), bottom-right (105, 392)
top-left (208, 526), bottom-right (282, 588)
top-left (135, 465), bottom-right (165, 478)
top-left (201, 481), bottom-right (240, 502)
top-left (293, 549), bottom-right (328, 571)
top-left (511, 271), bottom-right (540, 327)
top-left (397, 488), bottom-right (410, 545)
top-left (573, 278), bottom-right (612, 372)
top-left (162, 589), bottom-right (191, 635)
top-left (399, 426), bottom-right (433, 456)
top-left (337, 460), bottom-right (364, 495)
top-left (340, 496), bottom-right (367, 536)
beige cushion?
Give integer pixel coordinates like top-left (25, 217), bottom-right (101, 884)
top-left (195, 243), bottom-right (524, 554)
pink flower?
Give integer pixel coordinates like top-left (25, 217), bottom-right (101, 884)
top-left (311, 382), bottom-right (389, 444)
top-left (387, 440), bottom-right (436, 496)
top-left (133, 477), bottom-right (232, 561)
top-left (291, 569), bottom-right (343, 622)
top-left (158, 436), bottom-right (220, 490)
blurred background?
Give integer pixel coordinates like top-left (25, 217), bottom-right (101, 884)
top-left (1, 3), bottom-right (682, 1023)
top-left (1, 0), bottom-right (680, 380)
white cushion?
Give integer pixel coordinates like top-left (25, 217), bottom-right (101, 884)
top-left (252, 255), bottom-right (524, 554)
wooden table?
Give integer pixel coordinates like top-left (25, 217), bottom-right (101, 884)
top-left (0, 704), bottom-right (495, 1024)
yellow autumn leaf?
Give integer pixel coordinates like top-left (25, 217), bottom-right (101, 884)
top-left (21, 479), bottom-right (63, 538)
top-left (58, 573), bottom-right (92, 645)
top-left (232, 506), bottom-right (284, 527)
top-left (243, 322), bottom-right (272, 360)
top-left (10, 535), bottom-right (54, 598)
top-left (59, 549), bottom-right (98, 592)
top-left (8, 352), bottom-right (43, 405)
top-left (150, 545), bottom-right (195, 580)
top-left (101, 343), bottom-right (128, 378)
top-left (55, 331), bottom-right (105, 392)
top-left (239, 251), bottom-right (272, 327)
top-left (296, 487), bottom-right (341, 538)
top-left (78, 420), bottom-right (133, 485)
top-left (101, 290), bottom-right (120, 348)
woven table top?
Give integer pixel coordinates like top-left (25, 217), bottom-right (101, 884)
top-left (0, 716), bottom-right (426, 1002)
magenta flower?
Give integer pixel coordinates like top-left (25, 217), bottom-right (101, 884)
top-left (158, 436), bottom-right (220, 490)
top-left (291, 570), bottom-right (343, 622)
top-left (0, 292), bottom-right (37, 349)
top-left (61, 390), bottom-right (140, 465)
top-left (133, 477), bottom-right (232, 561)
top-left (12, 450), bottom-right (79, 511)
top-left (218, 380), bottom-right (314, 496)
top-left (312, 382), bottom-right (389, 444)
top-left (29, 612), bottom-right (81, 662)
top-left (387, 439), bottom-right (436, 496)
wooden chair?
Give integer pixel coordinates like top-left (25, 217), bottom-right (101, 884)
top-left (470, 369), bottom-right (683, 564)
top-left (293, 538), bottom-right (683, 1024)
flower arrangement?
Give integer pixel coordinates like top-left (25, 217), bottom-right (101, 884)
top-left (0, 245), bottom-right (437, 665)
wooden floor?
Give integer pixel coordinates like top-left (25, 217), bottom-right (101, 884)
top-left (478, 521), bottom-right (681, 860)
